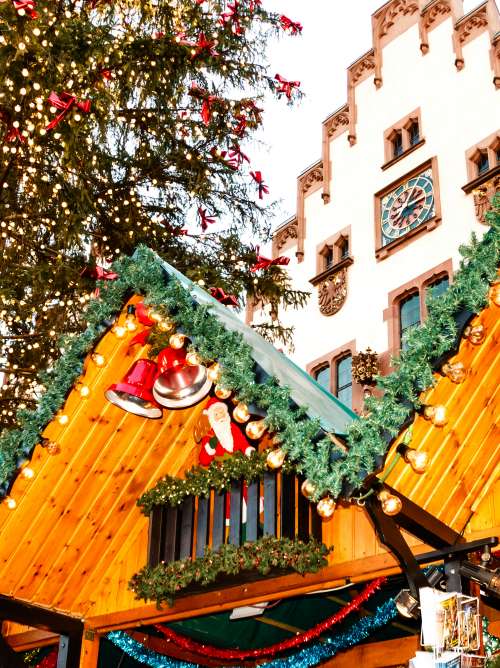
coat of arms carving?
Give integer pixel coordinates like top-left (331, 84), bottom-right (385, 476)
top-left (318, 267), bottom-right (348, 316)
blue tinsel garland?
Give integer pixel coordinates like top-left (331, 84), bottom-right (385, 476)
top-left (107, 599), bottom-right (397, 668)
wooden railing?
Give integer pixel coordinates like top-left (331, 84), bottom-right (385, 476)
top-left (147, 471), bottom-right (322, 568)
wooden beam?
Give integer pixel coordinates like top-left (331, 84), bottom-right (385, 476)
top-left (0, 595), bottom-right (83, 635)
top-left (3, 629), bottom-right (58, 652)
top-left (79, 630), bottom-right (100, 668)
top-left (320, 634), bottom-right (419, 668)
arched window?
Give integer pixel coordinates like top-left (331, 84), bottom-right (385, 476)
top-left (399, 292), bottom-right (421, 350)
top-left (336, 355), bottom-right (352, 408)
top-left (314, 364), bottom-right (330, 391)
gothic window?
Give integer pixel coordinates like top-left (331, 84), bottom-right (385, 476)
top-left (336, 355), bottom-right (352, 408)
top-left (399, 292), bottom-right (421, 350)
top-left (314, 365), bottom-right (330, 391)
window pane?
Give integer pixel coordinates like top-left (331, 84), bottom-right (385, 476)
top-left (477, 152), bottom-right (489, 175)
top-left (393, 133), bottom-right (403, 157)
top-left (340, 238), bottom-right (349, 258)
top-left (336, 355), bottom-right (352, 409)
top-left (409, 122), bottom-right (420, 146)
top-left (325, 248), bottom-right (334, 269)
top-left (428, 276), bottom-right (449, 299)
top-left (315, 366), bottom-right (330, 390)
top-left (400, 293), bottom-right (420, 349)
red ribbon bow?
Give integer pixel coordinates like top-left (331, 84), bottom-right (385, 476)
top-left (210, 148), bottom-right (238, 170)
top-left (274, 74), bottom-right (300, 100)
top-left (193, 32), bottom-right (219, 58)
top-left (209, 287), bottom-right (239, 307)
top-left (219, 1), bottom-right (243, 34)
top-left (46, 91), bottom-right (91, 131)
top-left (100, 68), bottom-right (113, 80)
top-left (249, 0), bottom-right (261, 10)
top-left (198, 207), bottom-right (216, 231)
top-left (189, 84), bottom-right (220, 126)
top-left (128, 301), bottom-right (155, 347)
top-left (13, 0), bottom-right (37, 18)
top-left (233, 114), bottom-right (247, 137)
top-left (279, 15), bottom-right (302, 35)
top-left (81, 265), bottom-right (118, 281)
top-left (250, 171), bottom-right (269, 199)
top-left (4, 127), bottom-right (25, 143)
top-left (229, 143), bottom-right (250, 167)
top-left (251, 246), bottom-right (289, 272)
top-left (162, 221), bottom-right (188, 236)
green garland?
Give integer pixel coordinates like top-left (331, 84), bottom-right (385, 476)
top-left (129, 536), bottom-right (331, 608)
top-left (137, 450), bottom-right (296, 515)
top-left (1, 198), bottom-right (499, 500)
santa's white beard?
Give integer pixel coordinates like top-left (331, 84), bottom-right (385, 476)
top-left (211, 416), bottom-right (234, 452)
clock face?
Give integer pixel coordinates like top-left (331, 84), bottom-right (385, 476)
top-left (380, 168), bottom-right (435, 246)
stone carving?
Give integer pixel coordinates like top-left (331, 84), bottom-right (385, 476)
top-left (326, 111), bottom-right (350, 138)
top-left (273, 219), bottom-right (298, 252)
top-left (377, 0), bottom-right (419, 38)
top-left (350, 54), bottom-right (376, 86)
top-left (318, 267), bottom-right (348, 316)
top-left (456, 6), bottom-right (488, 45)
top-left (422, 0), bottom-right (451, 30)
top-left (472, 177), bottom-right (500, 225)
top-left (300, 165), bottom-right (323, 194)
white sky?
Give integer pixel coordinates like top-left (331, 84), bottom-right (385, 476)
top-left (254, 0), bottom-right (486, 227)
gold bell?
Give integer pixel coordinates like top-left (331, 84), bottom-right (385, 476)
top-left (266, 448), bottom-right (285, 469)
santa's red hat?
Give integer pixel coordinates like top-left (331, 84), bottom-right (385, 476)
top-left (203, 396), bottom-right (227, 413)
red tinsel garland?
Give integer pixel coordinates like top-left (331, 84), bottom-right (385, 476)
top-left (35, 648), bottom-right (58, 668)
top-left (156, 576), bottom-right (387, 660)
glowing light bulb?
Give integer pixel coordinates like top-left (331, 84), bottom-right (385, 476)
top-left (207, 363), bottom-right (221, 383)
top-left (378, 490), bottom-right (402, 516)
top-left (233, 402), bottom-right (250, 423)
top-left (112, 325), bottom-right (126, 338)
top-left (79, 384), bottom-right (90, 398)
top-left (266, 448), bottom-right (285, 469)
top-left (57, 413), bottom-right (69, 425)
top-left (20, 465), bottom-right (35, 480)
top-left (92, 353), bottom-right (106, 367)
top-left (246, 419), bottom-right (267, 440)
top-left (317, 497), bottom-right (336, 519)
top-left (404, 448), bottom-right (429, 474)
top-left (5, 496), bottom-right (16, 510)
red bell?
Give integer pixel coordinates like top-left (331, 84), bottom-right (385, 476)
top-left (105, 359), bottom-right (162, 418)
top-left (153, 347), bottom-right (212, 409)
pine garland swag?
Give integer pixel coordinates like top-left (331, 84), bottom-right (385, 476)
top-left (0, 196), bottom-right (498, 501)
top-left (129, 536), bottom-right (331, 608)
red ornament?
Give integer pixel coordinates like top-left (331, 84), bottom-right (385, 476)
top-left (13, 0), bottom-right (38, 18)
top-left (100, 68), bottom-right (113, 80)
top-left (250, 246), bottom-right (289, 271)
top-left (210, 147), bottom-right (238, 169)
top-left (197, 207), bottom-right (216, 231)
top-left (209, 287), bottom-right (239, 306)
top-left (274, 74), bottom-right (300, 100)
top-left (4, 126), bottom-right (25, 143)
top-left (156, 577), bottom-right (387, 659)
top-left (229, 143), bottom-right (250, 167)
top-left (35, 649), bottom-right (58, 668)
top-left (46, 91), bottom-right (91, 131)
top-left (192, 32), bottom-right (219, 58)
top-left (279, 15), bottom-right (302, 35)
top-left (250, 171), bottom-right (269, 199)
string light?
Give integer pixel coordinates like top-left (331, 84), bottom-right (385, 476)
top-left (4, 496), bottom-right (16, 510)
top-left (377, 489), bottom-right (402, 516)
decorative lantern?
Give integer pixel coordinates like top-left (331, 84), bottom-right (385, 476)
top-left (266, 448), bottom-right (285, 469)
top-left (153, 347), bottom-right (211, 409)
top-left (317, 497), bottom-right (336, 519)
top-left (105, 359), bottom-right (162, 418)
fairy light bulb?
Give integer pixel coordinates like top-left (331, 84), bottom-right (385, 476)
top-left (317, 497), bottom-right (336, 520)
top-left (233, 402), bottom-right (250, 423)
top-left (125, 314), bottom-right (137, 332)
top-left (377, 489), bottom-right (402, 516)
top-left (186, 351), bottom-right (202, 366)
top-left (5, 496), bottom-right (16, 510)
top-left (57, 413), bottom-right (69, 425)
top-left (158, 318), bottom-right (174, 332)
top-left (169, 333), bottom-right (186, 349)
top-left (266, 448), bottom-right (285, 469)
top-left (246, 418), bottom-right (267, 440)
top-left (112, 325), bottom-right (126, 338)
top-left (207, 363), bottom-right (221, 383)
top-left (20, 464), bottom-right (35, 480)
top-left (424, 405), bottom-right (447, 427)
top-left (403, 448), bottom-right (429, 474)
top-left (92, 352), bottom-right (106, 367)
top-left (78, 384), bottom-right (90, 398)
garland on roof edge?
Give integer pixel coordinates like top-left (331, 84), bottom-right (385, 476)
top-left (0, 198), bottom-right (498, 501)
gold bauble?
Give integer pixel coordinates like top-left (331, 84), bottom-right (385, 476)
top-left (149, 308), bottom-right (163, 322)
top-left (442, 361), bottom-right (466, 384)
top-left (317, 497), bottom-right (336, 520)
top-left (377, 490), bottom-right (402, 516)
top-left (233, 402), bottom-right (250, 423)
top-left (214, 385), bottom-right (232, 399)
top-left (464, 324), bottom-right (485, 345)
top-left (489, 282), bottom-right (500, 307)
top-left (266, 448), bottom-right (285, 469)
top-left (301, 479), bottom-right (317, 500)
top-left (186, 351), bottom-right (202, 366)
top-left (169, 333), bottom-right (186, 349)
top-left (246, 419), bottom-right (267, 440)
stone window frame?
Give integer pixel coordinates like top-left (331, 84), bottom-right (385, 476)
top-left (314, 226), bottom-right (352, 278)
top-left (465, 130), bottom-right (500, 183)
top-left (374, 156), bottom-right (442, 262)
top-left (383, 259), bottom-right (453, 359)
top-left (307, 340), bottom-right (363, 414)
top-left (382, 108), bottom-right (425, 170)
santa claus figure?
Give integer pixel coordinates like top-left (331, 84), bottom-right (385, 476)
top-left (199, 397), bottom-right (255, 466)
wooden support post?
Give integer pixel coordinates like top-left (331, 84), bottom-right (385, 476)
top-left (79, 630), bottom-right (100, 668)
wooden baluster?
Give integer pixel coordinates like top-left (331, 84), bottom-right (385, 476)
top-left (212, 491), bottom-right (225, 551)
top-left (196, 496), bottom-right (210, 558)
top-left (229, 480), bottom-right (242, 546)
top-left (179, 497), bottom-right (194, 559)
top-left (280, 471), bottom-right (295, 539)
top-left (147, 506), bottom-right (164, 567)
top-left (263, 472), bottom-right (277, 536)
top-left (163, 505), bottom-right (179, 563)
top-left (246, 480), bottom-right (259, 542)
top-left (311, 502), bottom-right (322, 542)
top-left (297, 475), bottom-right (310, 541)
